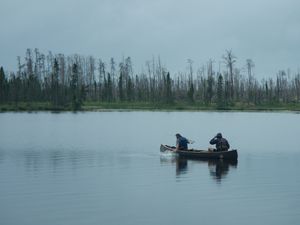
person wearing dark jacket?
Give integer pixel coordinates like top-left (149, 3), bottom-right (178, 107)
top-left (175, 133), bottom-right (189, 150)
top-left (209, 133), bottom-right (230, 152)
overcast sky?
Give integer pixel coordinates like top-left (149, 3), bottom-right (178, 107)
top-left (1, 0), bottom-right (300, 78)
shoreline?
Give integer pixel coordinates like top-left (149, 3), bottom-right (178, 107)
top-left (1, 102), bottom-right (300, 113)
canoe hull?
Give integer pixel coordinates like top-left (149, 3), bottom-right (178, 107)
top-left (160, 144), bottom-right (238, 160)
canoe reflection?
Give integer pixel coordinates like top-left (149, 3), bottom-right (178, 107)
top-left (160, 154), bottom-right (238, 181)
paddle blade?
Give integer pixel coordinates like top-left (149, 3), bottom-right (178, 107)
top-left (188, 139), bottom-right (195, 144)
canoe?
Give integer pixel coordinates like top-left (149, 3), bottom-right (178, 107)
top-left (160, 144), bottom-right (238, 160)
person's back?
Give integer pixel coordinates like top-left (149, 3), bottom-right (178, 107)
top-left (218, 137), bottom-right (230, 151)
top-left (209, 133), bottom-right (230, 151)
top-left (176, 133), bottom-right (189, 150)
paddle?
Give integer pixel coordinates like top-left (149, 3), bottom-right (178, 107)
top-left (188, 139), bottom-right (195, 144)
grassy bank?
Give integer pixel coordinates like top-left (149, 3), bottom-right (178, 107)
top-left (83, 101), bottom-right (300, 111)
top-left (0, 102), bottom-right (70, 112)
top-left (1, 101), bottom-right (300, 112)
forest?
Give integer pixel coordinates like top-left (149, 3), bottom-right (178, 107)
top-left (0, 48), bottom-right (300, 111)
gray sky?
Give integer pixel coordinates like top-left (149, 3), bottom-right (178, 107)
top-left (1, 0), bottom-right (300, 78)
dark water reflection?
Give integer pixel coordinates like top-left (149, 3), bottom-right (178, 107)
top-left (207, 159), bottom-right (237, 181)
top-left (160, 155), bottom-right (238, 182)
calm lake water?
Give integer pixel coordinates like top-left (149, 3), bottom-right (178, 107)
top-left (1, 111), bottom-right (300, 225)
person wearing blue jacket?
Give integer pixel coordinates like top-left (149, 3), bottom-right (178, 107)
top-left (175, 133), bottom-right (189, 150)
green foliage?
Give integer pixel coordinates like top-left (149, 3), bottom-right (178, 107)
top-left (118, 72), bottom-right (124, 101)
top-left (0, 66), bottom-right (7, 103)
top-left (217, 74), bottom-right (224, 108)
top-left (205, 74), bottom-right (214, 105)
top-left (126, 76), bottom-right (134, 101)
top-left (70, 63), bottom-right (83, 110)
top-left (51, 59), bottom-right (60, 107)
top-left (187, 82), bottom-right (194, 103)
top-left (163, 72), bottom-right (173, 103)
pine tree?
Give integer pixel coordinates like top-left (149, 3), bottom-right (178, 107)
top-left (0, 67), bottom-right (6, 103)
top-left (10, 75), bottom-right (21, 106)
top-left (165, 72), bottom-right (173, 103)
top-left (205, 74), bottom-right (214, 105)
top-left (107, 73), bottom-right (113, 102)
top-left (217, 73), bottom-right (224, 108)
top-left (70, 63), bottom-right (82, 110)
top-left (126, 76), bottom-right (133, 101)
top-left (51, 59), bottom-right (60, 107)
top-left (187, 82), bottom-right (194, 103)
top-left (118, 72), bottom-right (124, 101)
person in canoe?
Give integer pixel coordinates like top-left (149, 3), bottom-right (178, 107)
top-left (209, 133), bottom-right (230, 152)
top-left (175, 133), bottom-right (190, 150)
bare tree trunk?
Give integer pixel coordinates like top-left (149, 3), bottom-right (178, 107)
top-left (223, 50), bottom-right (236, 102)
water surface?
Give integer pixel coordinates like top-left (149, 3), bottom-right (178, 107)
top-left (0, 111), bottom-right (300, 225)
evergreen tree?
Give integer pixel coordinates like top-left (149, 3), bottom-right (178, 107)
top-left (70, 63), bottom-right (82, 110)
top-left (107, 73), bottom-right (113, 102)
top-left (51, 59), bottom-right (60, 107)
top-left (217, 74), bottom-right (224, 108)
top-left (224, 80), bottom-right (230, 106)
top-left (187, 82), bottom-right (194, 103)
top-left (126, 76), bottom-right (133, 101)
top-left (103, 73), bottom-right (113, 102)
top-left (0, 67), bottom-right (7, 103)
top-left (10, 75), bottom-right (22, 106)
top-left (166, 72), bottom-right (173, 103)
top-left (103, 74), bottom-right (107, 101)
top-left (118, 72), bottom-right (124, 101)
top-left (205, 74), bottom-right (214, 105)
top-left (27, 72), bottom-right (41, 102)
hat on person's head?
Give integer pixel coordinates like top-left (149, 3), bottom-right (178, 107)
top-left (175, 133), bottom-right (182, 138)
top-left (216, 133), bottom-right (222, 138)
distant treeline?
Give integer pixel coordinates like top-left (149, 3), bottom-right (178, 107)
top-left (0, 48), bottom-right (300, 110)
